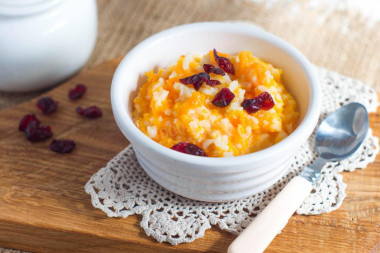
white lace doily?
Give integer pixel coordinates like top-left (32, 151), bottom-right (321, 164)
top-left (85, 66), bottom-right (379, 245)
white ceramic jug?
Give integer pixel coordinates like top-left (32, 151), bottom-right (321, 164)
top-left (0, 0), bottom-right (98, 92)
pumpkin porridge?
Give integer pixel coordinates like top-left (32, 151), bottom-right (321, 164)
top-left (133, 49), bottom-right (299, 157)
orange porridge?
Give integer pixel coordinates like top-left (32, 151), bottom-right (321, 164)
top-left (132, 49), bottom-right (299, 157)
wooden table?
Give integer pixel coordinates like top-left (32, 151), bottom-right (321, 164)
top-left (1, 0), bottom-right (379, 252)
top-left (0, 58), bottom-right (379, 253)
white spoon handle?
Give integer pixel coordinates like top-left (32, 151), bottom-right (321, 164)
top-left (228, 176), bottom-right (313, 253)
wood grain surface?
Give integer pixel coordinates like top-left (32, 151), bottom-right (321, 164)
top-left (0, 59), bottom-right (379, 253)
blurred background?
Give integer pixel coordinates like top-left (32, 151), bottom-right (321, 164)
top-left (0, 0), bottom-right (379, 252)
top-left (0, 0), bottom-right (379, 110)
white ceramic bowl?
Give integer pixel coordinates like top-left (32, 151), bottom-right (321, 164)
top-left (111, 22), bottom-right (321, 202)
top-left (0, 0), bottom-right (97, 92)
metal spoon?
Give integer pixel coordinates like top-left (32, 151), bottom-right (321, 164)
top-left (228, 102), bottom-right (369, 253)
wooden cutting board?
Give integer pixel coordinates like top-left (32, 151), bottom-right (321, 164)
top-left (0, 59), bottom-right (379, 253)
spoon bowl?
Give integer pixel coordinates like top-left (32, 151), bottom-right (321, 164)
top-left (316, 102), bottom-right (369, 160)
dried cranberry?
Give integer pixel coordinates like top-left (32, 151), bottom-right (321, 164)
top-left (25, 121), bottom-right (52, 142)
top-left (76, 106), bottom-right (102, 118)
top-left (203, 64), bottom-right (225, 76)
top-left (205, 79), bottom-right (221, 87)
top-left (50, 139), bottom-right (76, 153)
top-left (69, 84), bottom-right (87, 100)
top-left (211, 88), bottom-right (235, 107)
top-left (36, 97), bottom-right (58, 114)
top-left (241, 92), bottom-right (275, 114)
top-left (241, 98), bottom-right (261, 114)
top-left (260, 92), bottom-right (275, 110)
top-left (19, 114), bottom-right (40, 132)
top-left (213, 49), bottom-right (235, 75)
top-left (171, 142), bottom-right (207, 156)
top-left (179, 72), bottom-right (210, 90)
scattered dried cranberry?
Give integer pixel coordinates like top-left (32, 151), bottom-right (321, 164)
top-left (179, 72), bottom-right (210, 90)
top-left (203, 64), bottom-right (225, 76)
top-left (76, 106), bottom-right (102, 118)
top-left (241, 91), bottom-right (275, 114)
top-left (212, 88), bottom-right (235, 107)
top-left (19, 114), bottom-right (40, 132)
top-left (25, 121), bottom-right (52, 142)
top-left (205, 79), bottom-right (221, 87)
top-left (36, 97), bottom-right (58, 114)
top-left (213, 49), bottom-right (235, 75)
top-left (50, 139), bottom-right (76, 153)
top-left (69, 84), bottom-right (87, 100)
top-left (171, 142), bottom-right (207, 156)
